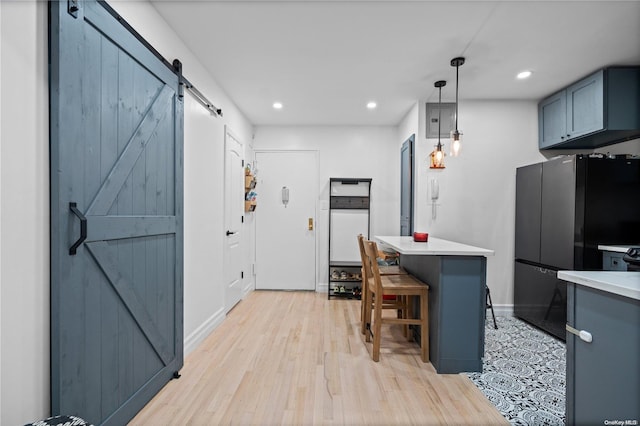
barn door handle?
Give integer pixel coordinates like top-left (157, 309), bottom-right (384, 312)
top-left (69, 202), bottom-right (87, 255)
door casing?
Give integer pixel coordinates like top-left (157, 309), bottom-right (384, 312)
top-left (223, 126), bottom-right (244, 312)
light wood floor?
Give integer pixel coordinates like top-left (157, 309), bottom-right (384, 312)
top-left (131, 291), bottom-right (508, 425)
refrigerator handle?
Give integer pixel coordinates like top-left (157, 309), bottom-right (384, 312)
top-left (538, 267), bottom-right (557, 277)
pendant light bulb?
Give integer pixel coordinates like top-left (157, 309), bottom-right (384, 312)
top-left (450, 57), bottom-right (465, 157)
top-left (450, 130), bottom-right (462, 157)
top-left (431, 80), bottom-right (447, 169)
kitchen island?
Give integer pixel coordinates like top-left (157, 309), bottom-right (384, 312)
top-left (375, 236), bottom-right (494, 374)
top-left (558, 270), bottom-right (640, 426)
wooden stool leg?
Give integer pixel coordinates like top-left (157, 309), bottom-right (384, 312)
top-left (405, 296), bottom-right (412, 341)
top-left (372, 291), bottom-right (383, 362)
top-left (420, 290), bottom-right (429, 363)
top-left (364, 285), bottom-right (373, 343)
top-left (360, 277), bottom-right (367, 335)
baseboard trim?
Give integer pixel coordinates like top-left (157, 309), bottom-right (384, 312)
top-left (184, 307), bottom-right (225, 356)
top-left (318, 283), bottom-right (514, 316)
top-left (243, 282), bottom-right (254, 298)
top-left (490, 304), bottom-right (514, 317)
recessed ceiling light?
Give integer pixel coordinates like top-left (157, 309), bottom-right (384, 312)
top-left (273, 102), bottom-right (283, 109)
top-left (367, 101), bottom-right (377, 109)
top-left (517, 70), bottom-right (533, 80)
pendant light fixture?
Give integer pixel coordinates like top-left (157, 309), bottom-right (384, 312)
top-left (450, 57), bottom-right (465, 157)
top-left (430, 80), bottom-right (446, 169)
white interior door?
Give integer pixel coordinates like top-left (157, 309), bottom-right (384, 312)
top-left (255, 151), bottom-right (317, 290)
top-left (224, 127), bottom-right (244, 312)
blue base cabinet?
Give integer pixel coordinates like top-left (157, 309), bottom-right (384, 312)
top-left (566, 283), bottom-right (640, 425)
top-left (401, 255), bottom-right (486, 374)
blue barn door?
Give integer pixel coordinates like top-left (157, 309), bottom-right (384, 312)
top-left (49, 1), bottom-right (183, 424)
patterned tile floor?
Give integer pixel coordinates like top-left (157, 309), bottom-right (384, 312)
top-left (465, 316), bottom-right (566, 426)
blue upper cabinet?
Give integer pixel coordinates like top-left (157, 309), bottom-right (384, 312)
top-left (539, 91), bottom-right (567, 148)
top-left (538, 67), bottom-right (640, 149)
top-left (566, 70), bottom-right (604, 140)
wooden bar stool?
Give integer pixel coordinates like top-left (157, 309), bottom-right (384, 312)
top-left (362, 238), bottom-right (430, 363)
top-left (357, 234), bottom-right (408, 336)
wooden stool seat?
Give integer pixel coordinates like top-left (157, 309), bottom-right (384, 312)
top-left (379, 264), bottom-right (408, 276)
top-left (362, 238), bottom-right (430, 363)
top-left (374, 274), bottom-right (424, 293)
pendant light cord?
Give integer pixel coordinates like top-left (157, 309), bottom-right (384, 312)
top-left (455, 65), bottom-right (459, 130)
top-left (433, 80), bottom-right (446, 154)
top-left (438, 85), bottom-right (442, 150)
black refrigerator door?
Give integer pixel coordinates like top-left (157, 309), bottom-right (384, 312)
top-left (577, 157), bottom-right (640, 269)
top-left (541, 156), bottom-right (576, 270)
top-left (515, 163), bottom-right (542, 263)
top-left (514, 261), bottom-right (567, 341)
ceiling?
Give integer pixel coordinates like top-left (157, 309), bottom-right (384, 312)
top-left (150, 1), bottom-right (640, 126)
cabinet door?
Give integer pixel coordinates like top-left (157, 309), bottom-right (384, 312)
top-left (602, 251), bottom-right (628, 271)
top-left (538, 91), bottom-right (566, 148)
top-left (566, 70), bottom-right (604, 139)
top-left (515, 163), bottom-right (542, 263)
top-left (567, 284), bottom-right (640, 425)
top-left (541, 157), bottom-right (576, 269)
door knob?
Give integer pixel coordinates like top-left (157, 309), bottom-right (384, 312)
top-left (308, 218), bottom-right (314, 230)
top-left (226, 230), bottom-right (236, 236)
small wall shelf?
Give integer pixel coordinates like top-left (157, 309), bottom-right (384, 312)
top-left (245, 172), bottom-right (257, 212)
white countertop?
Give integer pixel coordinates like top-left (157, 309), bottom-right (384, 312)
top-left (375, 236), bottom-right (494, 257)
top-left (598, 244), bottom-right (639, 253)
top-left (557, 270), bottom-right (640, 301)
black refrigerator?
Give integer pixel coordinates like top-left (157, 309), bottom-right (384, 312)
top-left (514, 154), bottom-right (640, 340)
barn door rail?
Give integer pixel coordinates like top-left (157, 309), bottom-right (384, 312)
top-left (98, 1), bottom-right (222, 117)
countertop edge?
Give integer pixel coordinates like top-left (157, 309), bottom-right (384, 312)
top-left (557, 271), bottom-right (640, 301)
top-left (597, 244), bottom-right (638, 253)
top-left (376, 236), bottom-right (495, 257)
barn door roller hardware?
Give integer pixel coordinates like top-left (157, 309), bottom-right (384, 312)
top-left (68, 0), bottom-right (80, 18)
top-left (173, 60), bottom-right (223, 117)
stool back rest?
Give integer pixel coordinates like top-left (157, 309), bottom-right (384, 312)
top-left (363, 239), bottom-right (383, 294)
top-left (357, 234), bottom-right (368, 281)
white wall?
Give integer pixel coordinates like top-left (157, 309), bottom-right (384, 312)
top-left (0, 2), bottom-right (4, 420)
top-left (412, 100), bottom-right (545, 310)
top-left (405, 99), bottom-right (640, 310)
top-left (0, 1), bottom-right (253, 424)
top-left (0, 2), bottom-right (50, 424)
top-left (253, 126), bottom-right (400, 291)
top-left (397, 101), bottom-right (419, 147)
